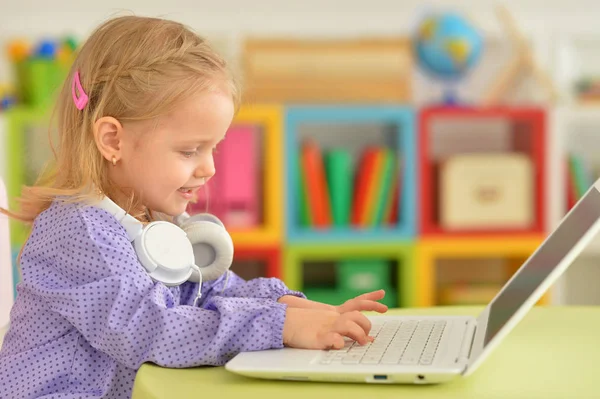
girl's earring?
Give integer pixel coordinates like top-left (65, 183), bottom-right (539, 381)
top-left (111, 156), bottom-right (117, 166)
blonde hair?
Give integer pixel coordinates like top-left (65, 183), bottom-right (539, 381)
top-left (1, 15), bottom-right (239, 225)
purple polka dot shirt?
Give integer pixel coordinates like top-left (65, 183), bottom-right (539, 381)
top-left (0, 200), bottom-right (305, 398)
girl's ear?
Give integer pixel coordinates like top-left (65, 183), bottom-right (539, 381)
top-left (94, 116), bottom-right (124, 163)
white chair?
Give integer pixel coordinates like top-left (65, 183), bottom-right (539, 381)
top-left (0, 177), bottom-right (14, 348)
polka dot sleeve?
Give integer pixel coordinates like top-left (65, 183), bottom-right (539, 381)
top-left (34, 206), bottom-right (289, 369)
top-left (178, 272), bottom-right (306, 308)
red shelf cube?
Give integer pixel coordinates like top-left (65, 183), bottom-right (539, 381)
top-left (231, 245), bottom-right (281, 279)
top-left (418, 106), bottom-right (547, 238)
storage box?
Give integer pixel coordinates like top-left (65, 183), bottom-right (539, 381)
top-left (439, 153), bottom-right (534, 229)
top-left (337, 259), bottom-right (392, 291)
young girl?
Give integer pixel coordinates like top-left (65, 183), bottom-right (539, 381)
top-left (0, 15), bottom-right (388, 398)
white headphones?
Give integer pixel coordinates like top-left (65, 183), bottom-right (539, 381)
top-left (93, 196), bottom-right (234, 305)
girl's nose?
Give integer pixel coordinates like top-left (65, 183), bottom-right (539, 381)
top-left (194, 154), bottom-right (215, 179)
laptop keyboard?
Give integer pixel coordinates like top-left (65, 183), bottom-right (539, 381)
top-left (317, 320), bottom-right (447, 366)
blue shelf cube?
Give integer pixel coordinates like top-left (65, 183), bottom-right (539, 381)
top-left (285, 105), bottom-right (417, 243)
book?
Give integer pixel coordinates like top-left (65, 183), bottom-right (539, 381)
top-left (301, 140), bottom-right (332, 227)
top-left (325, 149), bottom-right (353, 227)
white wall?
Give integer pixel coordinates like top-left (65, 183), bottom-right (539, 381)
top-left (2, 0), bottom-right (600, 83)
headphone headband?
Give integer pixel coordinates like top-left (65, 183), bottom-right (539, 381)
top-left (93, 196), bottom-right (143, 241)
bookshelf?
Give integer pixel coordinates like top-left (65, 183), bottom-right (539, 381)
top-left (3, 33), bottom-right (572, 308)
top-left (3, 101), bottom-right (554, 309)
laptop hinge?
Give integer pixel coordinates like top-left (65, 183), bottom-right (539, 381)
top-left (456, 320), bottom-right (477, 363)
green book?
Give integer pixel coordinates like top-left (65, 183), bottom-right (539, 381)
top-left (297, 153), bottom-right (311, 227)
top-left (570, 155), bottom-right (591, 198)
top-left (325, 149), bottom-right (353, 227)
top-left (371, 148), bottom-right (395, 226)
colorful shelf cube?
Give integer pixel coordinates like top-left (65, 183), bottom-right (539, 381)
top-left (285, 105), bottom-right (417, 243)
top-left (4, 105), bottom-right (53, 247)
top-left (418, 106), bottom-right (547, 237)
top-left (284, 242), bottom-right (416, 307)
top-left (232, 245), bottom-right (282, 279)
top-left (416, 236), bottom-right (549, 307)
top-left (224, 104), bottom-right (284, 247)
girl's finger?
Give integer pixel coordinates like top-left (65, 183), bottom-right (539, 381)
top-left (341, 311), bottom-right (372, 336)
top-left (355, 289), bottom-right (386, 301)
top-left (334, 319), bottom-right (370, 345)
top-left (322, 332), bottom-right (345, 350)
top-left (354, 300), bottom-right (388, 313)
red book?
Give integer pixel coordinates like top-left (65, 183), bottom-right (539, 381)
top-left (301, 140), bottom-right (332, 227)
top-left (351, 147), bottom-right (380, 227)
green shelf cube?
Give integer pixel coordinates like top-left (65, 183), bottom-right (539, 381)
top-left (284, 242), bottom-right (417, 308)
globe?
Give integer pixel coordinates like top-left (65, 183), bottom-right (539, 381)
top-left (414, 12), bottom-right (483, 103)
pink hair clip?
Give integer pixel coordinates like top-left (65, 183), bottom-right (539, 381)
top-left (71, 70), bottom-right (89, 110)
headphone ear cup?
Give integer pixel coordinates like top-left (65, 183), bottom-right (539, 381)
top-left (180, 218), bottom-right (234, 282)
top-left (179, 213), bottom-right (225, 228)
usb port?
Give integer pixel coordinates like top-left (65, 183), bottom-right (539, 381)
top-left (373, 375), bottom-right (388, 380)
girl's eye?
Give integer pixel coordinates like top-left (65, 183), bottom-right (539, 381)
top-left (181, 151), bottom-right (196, 158)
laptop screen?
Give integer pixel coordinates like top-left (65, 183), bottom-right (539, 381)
top-left (483, 187), bottom-right (600, 347)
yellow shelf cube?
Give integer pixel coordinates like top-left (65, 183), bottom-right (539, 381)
top-left (416, 236), bottom-right (549, 307)
top-left (228, 104), bottom-right (283, 247)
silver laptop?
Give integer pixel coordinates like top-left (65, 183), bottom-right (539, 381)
top-left (225, 178), bottom-right (600, 384)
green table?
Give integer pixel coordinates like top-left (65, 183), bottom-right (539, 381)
top-left (133, 306), bottom-right (600, 399)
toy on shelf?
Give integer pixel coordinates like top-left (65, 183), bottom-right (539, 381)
top-left (6, 36), bottom-right (78, 107)
top-left (439, 152), bottom-right (534, 230)
top-left (0, 85), bottom-right (17, 111)
top-left (413, 11), bottom-right (483, 105)
top-left (482, 6), bottom-right (558, 105)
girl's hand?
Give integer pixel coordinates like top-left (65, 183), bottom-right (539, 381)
top-left (335, 289), bottom-right (388, 314)
top-left (277, 289), bottom-right (389, 314)
top-left (282, 308), bottom-right (374, 350)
